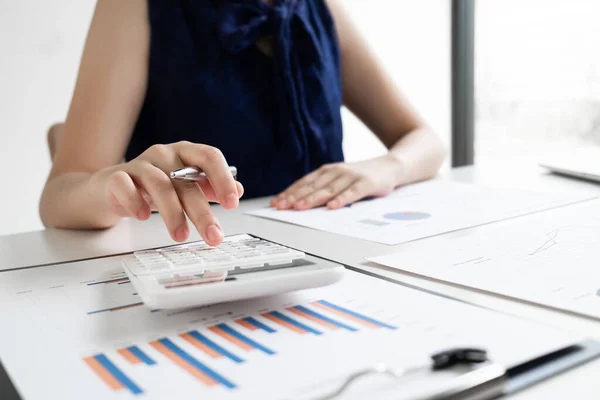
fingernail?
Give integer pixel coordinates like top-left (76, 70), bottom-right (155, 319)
top-left (137, 208), bottom-right (150, 220)
top-left (206, 224), bottom-right (223, 242)
top-left (278, 200), bottom-right (288, 208)
top-left (226, 193), bottom-right (238, 208)
top-left (328, 200), bottom-right (339, 208)
top-left (296, 200), bottom-right (306, 208)
top-left (175, 225), bottom-right (189, 242)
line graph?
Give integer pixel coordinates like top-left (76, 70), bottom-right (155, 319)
top-left (529, 229), bottom-right (560, 256)
top-left (369, 197), bottom-right (600, 320)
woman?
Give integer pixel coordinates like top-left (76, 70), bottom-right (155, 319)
top-left (40, 0), bottom-right (445, 247)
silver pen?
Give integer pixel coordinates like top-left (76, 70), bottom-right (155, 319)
top-left (169, 166), bottom-right (238, 181)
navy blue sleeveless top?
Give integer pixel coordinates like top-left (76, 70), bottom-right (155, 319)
top-left (127, 0), bottom-right (344, 199)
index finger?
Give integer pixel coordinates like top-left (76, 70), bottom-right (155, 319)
top-left (176, 142), bottom-right (239, 210)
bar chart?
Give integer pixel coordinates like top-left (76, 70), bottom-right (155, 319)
top-left (86, 277), bottom-right (130, 286)
top-left (86, 302), bottom-right (144, 315)
top-left (84, 299), bottom-right (396, 396)
top-left (83, 271), bottom-right (145, 315)
top-left (3, 263), bottom-right (579, 400)
top-left (85, 270), bottom-right (131, 286)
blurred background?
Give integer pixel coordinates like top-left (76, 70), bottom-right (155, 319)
top-left (1, 0), bottom-right (599, 235)
top-left (476, 0), bottom-right (600, 166)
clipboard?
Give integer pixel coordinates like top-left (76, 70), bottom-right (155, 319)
top-left (281, 340), bottom-right (600, 400)
top-left (3, 341), bottom-right (598, 400)
top-left (0, 259), bottom-right (599, 399)
top-left (281, 264), bottom-right (600, 400)
top-left (2, 322), bottom-right (598, 399)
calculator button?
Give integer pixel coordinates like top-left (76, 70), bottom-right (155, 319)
top-left (171, 259), bottom-right (202, 267)
top-left (187, 243), bottom-right (210, 250)
top-left (262, 248), bottom-right (292, 255)
top-left (122, 256), bottom-right (144, 268)
top-left (147, 264), bottom-right (170, 272)
top-left (204, 255), bottom-right (234, 262)
top-left (123, 236), bottom-right (306, 277)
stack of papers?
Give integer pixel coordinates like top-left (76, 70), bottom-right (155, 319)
top-left (368, 198), bottom-right (600, 320)
top-left (0, 257), bottom-right (582, 399)
top-left (246, 181), bottom-right (595, 245)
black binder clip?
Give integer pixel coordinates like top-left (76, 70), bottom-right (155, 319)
top-left (431, 348), bottom-right (489, 370)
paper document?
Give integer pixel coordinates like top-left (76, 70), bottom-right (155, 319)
top-left (369, 198), bottom-right (600, 320)
top-left (246, 180), bottom-right (595, 245)
top-left (0, 255), bottom-right (582, 399)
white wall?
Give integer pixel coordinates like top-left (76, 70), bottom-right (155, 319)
top-left (0, 0), bottom-right (96, 235)
top-left (0, 0), bottom-right (450, 235)
top-left (341, 0), bottom-right (450, 162)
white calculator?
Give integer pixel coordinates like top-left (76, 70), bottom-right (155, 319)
top-left (121, 234), bottom-right (345, 309)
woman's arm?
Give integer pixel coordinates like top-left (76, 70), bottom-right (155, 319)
top-left (272, 0), bottom-right (445, 210)
top-left (40, 0), bottom-right (150, 229)
top-left (40, 0), bottom-right (241, 245)
top-left (329, 0), bottom-right (446, 183)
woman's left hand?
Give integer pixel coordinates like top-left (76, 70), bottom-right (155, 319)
top-left (270, 155), bottom-right (403, 210)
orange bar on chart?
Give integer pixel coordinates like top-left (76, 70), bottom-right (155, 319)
top-left (117, 348), bottom-right (141, 365)
top-left (83, 356), bottom-right (123, 391)
top-left (180, 333), bottom-right (222, 359)
top-left (208, 326), bottom-right (254, 351)
top-left (261, 313), bottom-right (306, 334)
top-left (109, 303), bottom-right (144, 312)
top-left (286, 307), bottom-right (339, 330)
top-left (311, 302), bottom-right (381, 329)
top-left (149, 341), bottom-right (217, 387)
top-left (105, 278), bottom-right (129, 284)
top-left (235, 318), bottom-right (259, 331)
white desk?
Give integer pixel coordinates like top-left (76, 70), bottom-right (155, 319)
top-left (2, 164), bottom-right (600, 398)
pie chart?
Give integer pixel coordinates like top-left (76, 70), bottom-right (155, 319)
top-left (383, 211), bottom-right (431, 221)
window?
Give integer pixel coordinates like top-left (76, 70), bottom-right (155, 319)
top-left (475, 0), bottom-right (600, 166)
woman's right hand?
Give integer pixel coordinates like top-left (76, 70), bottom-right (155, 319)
top-left (95, 141), bottom-right (243, 246)
top-left (39, 1), bottom-right (246, 239)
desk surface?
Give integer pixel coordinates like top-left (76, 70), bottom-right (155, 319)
top-left (3, 164), bottom-right (600, 399)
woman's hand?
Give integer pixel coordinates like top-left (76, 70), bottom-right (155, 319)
top-left (270, 155), bottom-right (403, 211)
top-left (95, 141), bottom-right (243, 245)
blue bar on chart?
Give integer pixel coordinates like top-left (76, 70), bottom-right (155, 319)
top-left (84, 353), bottom-right (144, 395)
top-left (209, 324), bottom-right (276, 355)
top-left (87, 277), bottom-right (130, 286)
top-left (181, 330), bottom-right (245, 363)
top-left (287, 305), bottom-right (358, 331)
top-left (312, 300), bottom-right (397, 330)
top-left (235, 317), bottom-right (276, 333)
top-left (262, 311), bottom-right (323, 335)
top-left (87, 302), bottom-right (144, 315)
top-left (150, 338), bottom-right (236, 389)
top-left (127, 345), bottom-right (156, 365)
